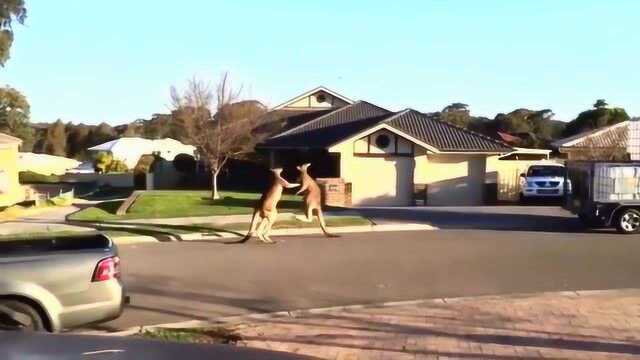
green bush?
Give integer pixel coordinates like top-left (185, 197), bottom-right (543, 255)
top-left (19, 171), bottom-right (61, 184)
top-left (94, 152), bottom-right (129, 173)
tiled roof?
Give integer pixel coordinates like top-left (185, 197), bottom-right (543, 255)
top-left (553, 121), bottom-right (629, 149)
top-left (259, 102), bottom-right (512, 153)
top-left (259, 101), bottom-right (391, 148)
top-left (385, 110), bottom-right (512, 152)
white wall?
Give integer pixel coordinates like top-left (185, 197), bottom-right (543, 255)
top-left (414, 153), bottom-right (487, 206)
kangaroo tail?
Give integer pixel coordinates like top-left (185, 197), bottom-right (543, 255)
top-left (317, 208), bottom-right (340, 238)
top-left (240, 209), bottom-right (259, 243)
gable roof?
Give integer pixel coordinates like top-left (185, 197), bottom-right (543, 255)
top-left (552, 121), bottom-right (629, 149)
top-left (272, 86), bottom-right (354, 110)
top-left (259, 102), bottom-right (511, 153)
top-left (0, 132), bottom-right (22, 147)
top-left (260, 101), bottom-right (391, 148)
top-left (385, 110), bottom-right (512, 152)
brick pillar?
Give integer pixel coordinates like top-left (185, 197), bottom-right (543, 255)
top-left (316, 178), bottom-right (349, 207)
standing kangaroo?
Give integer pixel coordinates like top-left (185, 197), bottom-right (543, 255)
top-left (295, 163), bottom-right (339, 238)
top-left (241, 168), bottom-right (299, 244)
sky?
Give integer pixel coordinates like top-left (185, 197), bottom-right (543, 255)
top-left (1, 0), bottom-right (639, 125)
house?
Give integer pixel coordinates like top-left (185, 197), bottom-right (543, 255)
top-left (88, 137), bottom-right (196, 169)
top-left (0, 133), bottom-right (25, 207)
top-left (552, 120), bottom-right (639, 161)
top-left (18, 152), bottom-right (81, 176)
top-left (258, 99), bottom-right (512, 206)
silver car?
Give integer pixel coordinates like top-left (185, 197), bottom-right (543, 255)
top-left (0, 233), bottom-right (126, 332)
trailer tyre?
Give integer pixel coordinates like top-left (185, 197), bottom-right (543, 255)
top-left (616, 208), bottom-right (640, 234)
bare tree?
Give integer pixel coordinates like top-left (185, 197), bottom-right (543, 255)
top-left (170, 72), bottom-right (265, 199)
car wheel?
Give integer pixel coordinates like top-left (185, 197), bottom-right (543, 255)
top-left (616, 209), bottom-right (640, 234)
top-left (0, 300), bottom-right (46, 331)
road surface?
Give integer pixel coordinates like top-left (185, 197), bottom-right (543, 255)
top-left (95, 228), bottom-right (640, 331)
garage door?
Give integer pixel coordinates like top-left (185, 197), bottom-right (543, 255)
top-left (350, 157), bottom-right (414, 206)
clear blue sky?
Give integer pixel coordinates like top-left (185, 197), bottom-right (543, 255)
top-left (2, 0), bottom-right (639, 125)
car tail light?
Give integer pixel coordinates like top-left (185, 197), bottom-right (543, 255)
top-left (92, 256), bottom-right (121, 282)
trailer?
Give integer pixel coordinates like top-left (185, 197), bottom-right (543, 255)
top-left (565, 161), bottom-right (640, 234)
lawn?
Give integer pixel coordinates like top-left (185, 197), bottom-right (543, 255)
top-left (69, 191), bottom-right (303, 222)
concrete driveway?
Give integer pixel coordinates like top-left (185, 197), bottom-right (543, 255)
top-left (353, 205), bottom-right (591, 233)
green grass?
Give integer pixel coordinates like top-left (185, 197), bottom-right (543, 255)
top-left (139, 327), bottom-right (242, 344)
top-left (69, 191), bottom-right (303, 222)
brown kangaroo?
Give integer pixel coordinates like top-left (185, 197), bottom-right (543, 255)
top-left (241, 168), bottom-right (299, 243)
top-left (295, 163), bottom-right (339, 238)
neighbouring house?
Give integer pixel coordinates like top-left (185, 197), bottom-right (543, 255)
top-left (552, 120), bottom-right (640, 161)
top-left (486, 147), bottom-right (557, 202)
top-left (87, 137), bottom-right (196, 169)
top-left (0, 133), bottom-right (25, 207)
top-left (258, 100), bottom-right (513, 206)
top-left (18, 152), bottom-right (81, 176)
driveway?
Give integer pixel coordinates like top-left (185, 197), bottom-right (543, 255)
top-left (353, 205), bottom-right (589, 232)
top-left (93, 228), bottom-right (640, 331)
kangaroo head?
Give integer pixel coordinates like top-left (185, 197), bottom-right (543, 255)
top-left (270, 168), bottom-right (290, 187)
top-left (296, 163), bottom-right (311, 174)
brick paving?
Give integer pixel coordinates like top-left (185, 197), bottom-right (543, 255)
top-left (231, 290), bottom-right (640, 359)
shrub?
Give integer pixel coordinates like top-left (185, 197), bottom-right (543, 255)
top-left (19, 171), bottom-right (61, 184)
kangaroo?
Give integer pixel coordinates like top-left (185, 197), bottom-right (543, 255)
top-left (295, 163), bottom-right (339, 238)
top-left (241, 168), bottom-right (299, 244)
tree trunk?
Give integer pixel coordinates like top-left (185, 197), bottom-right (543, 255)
top-left (211, 170), bottom-right (220, 200)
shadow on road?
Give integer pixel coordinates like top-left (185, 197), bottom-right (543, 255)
top-left (355, 206), bottom-right (604, 234)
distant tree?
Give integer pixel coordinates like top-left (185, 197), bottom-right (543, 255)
top-left (170, 72), bottom-right (264, 199)
top-left (441, 102), bottom-right (471, 127)
top-left (0, 85), bottom-right (33, 149)
top-left (593, 99), bottom-right (608, 109)
top-left (66, 124), bottom-right (91, 159)
top-left (562, 101), bottom-right (629, 138)
top-left (43, 119), bottom-right (67, 156)
top-left (87, 122), bottom-right (116, 147)
top-left (489, 108), bottom-right (558, 148)
top-left (0, 0), bottom-right (27, 66)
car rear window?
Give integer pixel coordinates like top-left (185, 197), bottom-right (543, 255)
top-left (0, 233), bottom-right (111, 254)
top-left (527, 166), bottom-right (566, 177)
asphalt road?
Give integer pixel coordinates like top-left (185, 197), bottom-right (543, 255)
top-left (95, 227), bottom-right (640, 331)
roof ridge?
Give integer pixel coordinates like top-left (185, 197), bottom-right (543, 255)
top-left (268, 100), bottom-right (391, 140)
top-left (409, 109), bottom-right (511, 148)
top-left (269, 101), bottom-right (362, 139)
top-left (271, 86), bottom-right (354, 110)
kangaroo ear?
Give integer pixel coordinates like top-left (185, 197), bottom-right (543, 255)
top-left (271, 168), bottom-right (283, 175)
top-left (303, 163), bottom-right (311, 170)
top-left (296, 165), bottom-right (302, 171)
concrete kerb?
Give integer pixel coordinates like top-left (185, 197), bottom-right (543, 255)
top-left (81, 289), bottom-right (627, 337)
top-left (108, 222), bottom-right (438, 245)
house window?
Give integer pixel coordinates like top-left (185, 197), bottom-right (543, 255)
top-left (375, 134), bottom-right (391, 149)
top-left (316, 94), bottom-right (326, 103)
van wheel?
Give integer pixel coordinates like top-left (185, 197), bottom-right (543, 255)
top-left (616, 209), bottom-right (640, 234)
top-left (0, 300), bottom-right (45, 331)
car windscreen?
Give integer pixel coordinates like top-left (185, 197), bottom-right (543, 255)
top-left (527, 166), bottom-right (565, 177)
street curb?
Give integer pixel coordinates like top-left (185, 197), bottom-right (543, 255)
top-left (111, 223), bottom-right (437, 245)
top-left (78, 288), bottom-right (638, 337)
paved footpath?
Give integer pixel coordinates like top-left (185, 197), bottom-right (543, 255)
top-left (231, 289), bottom-right (640, 359)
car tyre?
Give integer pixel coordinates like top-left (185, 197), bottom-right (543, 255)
top-left (0, 300), bottom-right (46, 331)
top-left (616, 208), bottom-right (640, 234)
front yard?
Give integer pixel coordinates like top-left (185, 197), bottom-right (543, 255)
top-left (68, 191), bottom-right (303, 222)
